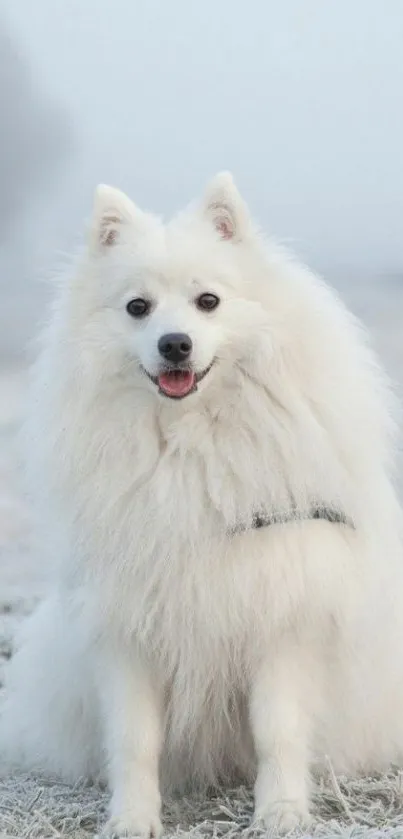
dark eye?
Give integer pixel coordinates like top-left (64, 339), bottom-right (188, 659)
top-left (195, 293), bottom-right (220, 312)
top-left (126, 298), bottom-right (151, 318)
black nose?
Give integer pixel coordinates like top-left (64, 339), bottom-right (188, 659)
top-left (158, 332), bottom-right (193, 364)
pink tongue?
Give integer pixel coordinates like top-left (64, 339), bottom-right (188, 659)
top-left (158, 370), bottom-right (195, 397)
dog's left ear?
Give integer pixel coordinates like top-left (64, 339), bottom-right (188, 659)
top-left (202, 172), bottom-right (250, 242)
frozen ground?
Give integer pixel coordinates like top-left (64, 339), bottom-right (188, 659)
top-left (0, 277), bottom-right (402, 838)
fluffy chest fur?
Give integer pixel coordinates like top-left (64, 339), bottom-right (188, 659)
top-left (62, 365), bottom-right (355, 541)
top-left (54, 378), bottom-right (356, 674)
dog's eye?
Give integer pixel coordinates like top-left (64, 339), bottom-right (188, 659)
top-left (126, 298), bottom-right (151, 318)
top-left (195, 293), bottom-right (220, 312)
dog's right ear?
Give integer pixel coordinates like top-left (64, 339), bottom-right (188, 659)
top-left (89, 185), bottom-right (144, 251)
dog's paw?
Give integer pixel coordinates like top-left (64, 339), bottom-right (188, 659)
top-left (101, 811), bottom-right (162, 839)
top-left (253, 801), bottom-right (312, 835)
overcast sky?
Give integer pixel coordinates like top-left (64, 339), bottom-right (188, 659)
top-left (1, 0), bottom-right (403, 356)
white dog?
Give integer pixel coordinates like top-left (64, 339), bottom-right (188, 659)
top-left (1, 173), bottom-right (403, 837)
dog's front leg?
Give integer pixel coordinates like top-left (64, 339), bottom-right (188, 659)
top-left (100, 644), bottom-right (163, 838)
top-left (250, 639), bottom-right (313, 834)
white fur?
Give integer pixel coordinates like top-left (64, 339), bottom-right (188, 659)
top-left (1, 173), bottom-right (403, 837)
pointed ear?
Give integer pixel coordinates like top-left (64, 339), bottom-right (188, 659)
top-left (90, 185), bottom-right (143, 250)
top-left (202, 171), bottom-right (250, 242)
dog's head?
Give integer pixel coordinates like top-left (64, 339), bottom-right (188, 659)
top-left (79, 173), bottom-right (278, 402)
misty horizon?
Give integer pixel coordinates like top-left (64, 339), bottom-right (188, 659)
top-left (0, 0), bottom-right (402, 358)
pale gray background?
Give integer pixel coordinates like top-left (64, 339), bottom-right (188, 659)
top-left (0, 0), bottom-right (402, 360)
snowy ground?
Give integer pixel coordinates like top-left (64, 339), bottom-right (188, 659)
top-left (0, 278), bottom-right (403, 838)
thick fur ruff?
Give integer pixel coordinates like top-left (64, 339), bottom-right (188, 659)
top-left (1, 173), bottom-right (402, 835)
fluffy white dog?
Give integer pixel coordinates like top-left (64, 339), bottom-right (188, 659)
top-left (1, 173), bottom-right (403, 837)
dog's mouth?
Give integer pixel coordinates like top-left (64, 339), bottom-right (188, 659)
top-left (158, 369), bottom-right (196, 398)
top-left (142, 363), bottom-right (214, 399)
